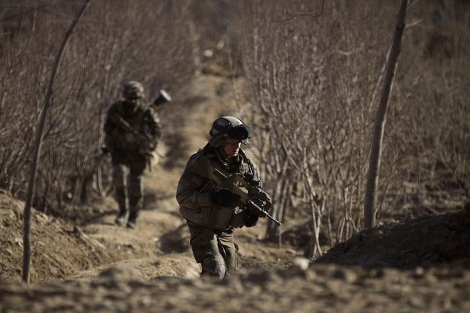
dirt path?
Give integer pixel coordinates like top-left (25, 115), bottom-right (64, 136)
top-left (69, 72), bottom-right (267, 281)
top-left (0, 71), bottom-right (286, 284)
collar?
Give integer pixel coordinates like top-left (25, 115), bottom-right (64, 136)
top-left (215, 146), bottom-right (242, 173)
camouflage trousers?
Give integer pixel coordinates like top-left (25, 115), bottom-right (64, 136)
top-left (187, 224), bottom-right (238, 280)
top-left (111, 152), bottom-right (146, 220)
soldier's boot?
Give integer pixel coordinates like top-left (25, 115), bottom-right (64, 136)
top-left (115, 206), bottom-right (128, 225)
top-left (114, 188), bottom-right (128, 225)
top-left (113, 165), bottom-right (128, 226)
top-left (115, 208), bottom-right (128, 225)
top-left (126, 196), bottom-right (141, 229)
top-left (126, 213), bottom-right (137, 229)
top-left (200, 255), bottom-right (226, 280)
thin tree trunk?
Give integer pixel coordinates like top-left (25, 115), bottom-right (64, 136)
top-left (22, 0), bottom-right (92, 284)
top-left (364, 0), bottom-right (408, 229)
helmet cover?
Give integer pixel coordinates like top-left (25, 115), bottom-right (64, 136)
top-left (123, 81), bottom-right (144, 99)
top-left (209, 116), bottom-right (252, 147)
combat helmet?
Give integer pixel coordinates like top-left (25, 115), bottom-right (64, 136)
top-left (123, 81), bottom-right (144, 99)
top-left (209, 116), bottom-right (252, 147)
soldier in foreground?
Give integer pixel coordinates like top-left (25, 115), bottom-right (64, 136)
top-left (176, 116), bottom-right (275, 279)
top-left (103, 81), bottom-right (167, 228)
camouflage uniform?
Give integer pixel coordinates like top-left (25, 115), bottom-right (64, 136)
top-left (104, 82), bottom-right (162, 228)
top-left (176, 116), bottom-right (263, 279)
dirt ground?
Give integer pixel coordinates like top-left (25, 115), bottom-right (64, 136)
top-left (1, 70), bottom-right (470, 313)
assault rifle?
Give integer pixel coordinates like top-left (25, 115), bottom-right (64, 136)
top-left (192, 156), bottom-right (281, 226)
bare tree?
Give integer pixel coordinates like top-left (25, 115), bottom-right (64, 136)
top-left (22, 0), bottom-right (92, 284)
top-left (364, 0), bottom-right (409, 229)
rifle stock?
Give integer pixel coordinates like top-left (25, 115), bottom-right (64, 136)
top-left (192, 156), bottom-right (281, 226)
top-left (110, 114), bottom-right (153, 145)
top-left (111, 114), bottom-right (138, 135)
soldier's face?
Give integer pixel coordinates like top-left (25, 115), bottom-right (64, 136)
top-left (125, 97), bottom-right (138, 104)
top-left (223, 140), bottom-right (241, 158)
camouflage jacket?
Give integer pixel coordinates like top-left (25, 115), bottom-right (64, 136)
top-left (104, 99), bottom-right (162, 154)
top-left (176, 144), bottom-right (261, 230)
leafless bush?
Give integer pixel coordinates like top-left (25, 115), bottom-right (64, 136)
top-left (1, 0), bottom-right (468, 256)
top-left (381, 0), bottom-right (470, 213)
top-left (0, 0), bottom-right (207, 215)
top-left (231, 0), bottom-right (393, 252)
top-left (231, 0), bottom-right (470, 255)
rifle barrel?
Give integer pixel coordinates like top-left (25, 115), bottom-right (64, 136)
top-left (248, 200), bottom-right (281, 226)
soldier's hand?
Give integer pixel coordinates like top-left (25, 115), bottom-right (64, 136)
top-left (243, 211), bottom-right (259, 227)
top-left (245, 200), bottom-right (267, 217)
top-left (244, 172), bottom-right (260, 187)
top-left (101, 145), bottom-right (111, 155)
top-left (209, 189), bottom-right (240, 207)
top-left (148, 138), bottom-right (158, 150)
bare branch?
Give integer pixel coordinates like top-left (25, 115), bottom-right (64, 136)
top-left (273, 0), bottom-right (325, 23)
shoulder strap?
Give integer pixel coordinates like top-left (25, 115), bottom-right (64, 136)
top-left (238, 148), bottom-right (256, 175)
top-left (202, 144), bottom-right (219, 163)
top-left (114, 101), bottom-right (125, 116)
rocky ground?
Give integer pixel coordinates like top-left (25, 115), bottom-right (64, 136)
top-left (1, 70), bottom-right (470, 313)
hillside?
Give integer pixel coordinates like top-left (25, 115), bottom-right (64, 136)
top-left (1, 70), bottom-right (470, 313)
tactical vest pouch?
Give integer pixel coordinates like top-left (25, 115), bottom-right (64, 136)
top-left (179, 206), bottom-right (212, 226)
top-left (229, 210), bottom-right (246, 229)
top-left (110, 131), bottom-right (141, 152)
top-left (180, 205), bottom-right (233, 230)
top-left (211, 206), bottom-right (233, 229)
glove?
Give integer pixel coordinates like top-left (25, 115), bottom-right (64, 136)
top-left (101, 144), bottom-right (111, 155)
top-left (209, 189), bottom-right (240, 207)
top-left (147, 138), bottom-right (158, 150)
top-left (243, 211), bottom-right (259, 227)
top-left (247, 201), bottom-right (267, 217)
top-left (244, 172), bottom-right (260, 187)
top-left (138, 138), bottom-right (157, 155)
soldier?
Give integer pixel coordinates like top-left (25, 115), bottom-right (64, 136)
top-left (176, 116), bottom-right (268, 279)
top-left (103, 81), bottom-right (162, 228)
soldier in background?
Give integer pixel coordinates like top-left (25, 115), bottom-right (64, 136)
top-left (103, 81), bottom-right (163, 228)
top-left (176, 116), bottom-right (268, 279)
